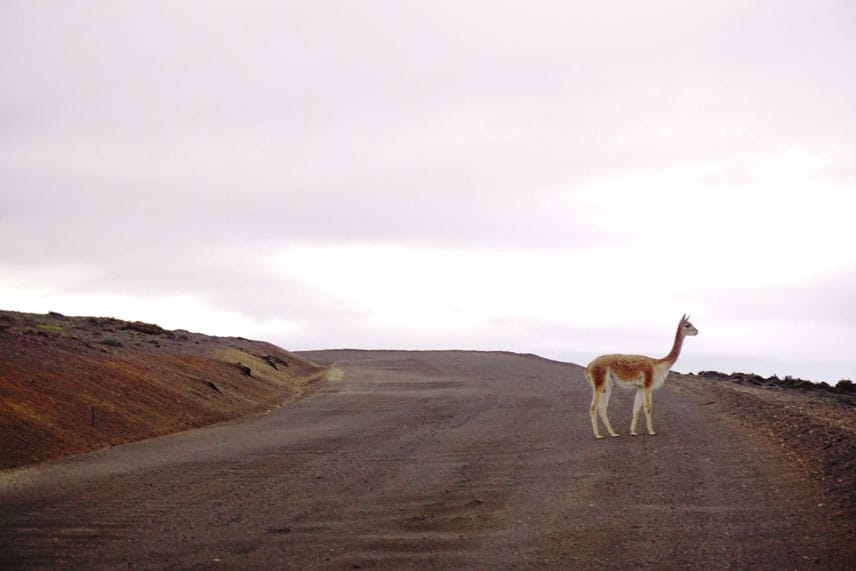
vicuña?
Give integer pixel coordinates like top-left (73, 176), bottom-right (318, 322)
top-left (584, 314), bottom-right (699, 439)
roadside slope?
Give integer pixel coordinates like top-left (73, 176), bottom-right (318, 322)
top-left (0, 310), bottom-right (325, 470)
top-left (670, 371), bottom-right (856, 522)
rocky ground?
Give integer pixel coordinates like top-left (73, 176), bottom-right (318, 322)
top-left (670, 370), bottom-right (856, 521)
top-left (0, 310), bottom-right (326, 470)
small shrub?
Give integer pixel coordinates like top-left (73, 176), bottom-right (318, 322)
top-left (122, 321), bottom-right (167, 335)
top-left (99, 338), bottom-right (123, 347)
top-left (36, 324), bottom-right (63, 332)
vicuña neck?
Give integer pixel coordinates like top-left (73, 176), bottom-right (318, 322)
top-left (661, 325), bottom-right (685, 365)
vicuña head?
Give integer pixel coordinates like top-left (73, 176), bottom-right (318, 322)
top-left (584, 314), bottom-right (698, 439)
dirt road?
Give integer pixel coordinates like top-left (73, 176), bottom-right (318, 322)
top-left (1, 350), bottom-right (853, 569)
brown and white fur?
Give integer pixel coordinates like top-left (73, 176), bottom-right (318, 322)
top-left (584, 315), bottom-right (698, 439)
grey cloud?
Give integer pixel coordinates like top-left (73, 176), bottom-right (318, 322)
top-left (691, 264), bottom-right (856, 328)
top-left (4, 2), bottom-right (854, 146)
top-left (2, 1), bottom-right (856, 382)
top-left (2, 159), bottom-right (611, 270)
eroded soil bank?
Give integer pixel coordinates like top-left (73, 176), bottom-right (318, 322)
top-left (0, 310), bottom-right (326, 470)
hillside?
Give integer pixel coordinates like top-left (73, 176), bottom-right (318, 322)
top-left (0, 310), bottom-right (327, 470)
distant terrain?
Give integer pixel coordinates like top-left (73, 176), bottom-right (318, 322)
top-left (0, 310), bottom-right (327, 470)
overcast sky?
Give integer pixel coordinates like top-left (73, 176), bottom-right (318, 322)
top-left (2, 1), bottom-right (855, 382)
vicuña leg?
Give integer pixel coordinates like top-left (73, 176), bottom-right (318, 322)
top-left (589, 389), bottom-right (603, 439)
top-left (643, 386), bottom-right (656, 435)
top-left (597, 386), bottom-right (619, 438)
top-left (631, 388), bottom-right (644, 436)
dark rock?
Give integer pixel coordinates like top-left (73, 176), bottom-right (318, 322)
top-left (698, 371), bottom-right (730, 380)
top-left (236, 363), bottom-right (252, 376)
top-left (263, 355), bottom-right (289, 369)
top-left (835, 380), bottom-right (855, 394)
top-left (204, 381), bottom-right (222, 393)
top-left (779, 377), bottom-right (815, 390)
